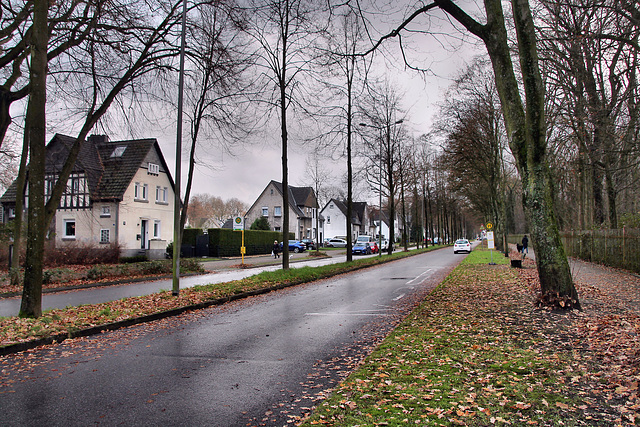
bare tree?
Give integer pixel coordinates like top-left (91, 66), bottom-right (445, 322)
top-left (302, 149), bottom-right (331, 251)
top-left (359, 80), bottom-right (406, 255)
top-left (0, 0), bottom-right (103, 148)
top-left (244, 0), bottom-right (324, 269)
top-left (179, 2), bottom-right (253, 236)
top-left (433, 59), bottom-right (512, 251)
top-left (18, 0), bottom-right (185, 317)
top-left (19, 0), bottom-right (48, 318)
top-left (539, 0), bottom-right (640, 229)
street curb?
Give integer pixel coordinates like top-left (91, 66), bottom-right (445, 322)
top-left (0, 272), bottom-right (203, 299)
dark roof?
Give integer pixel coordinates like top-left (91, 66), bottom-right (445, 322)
top-left (368, 207), bottom-right (390, 227)
top-left (95, 138), bottom-right (158, 200)
top-left (269, 180), bottom-right (316, 218)
top-left (325, 198), bottom-right (365, 225)
top-left (0, 133), bottom-right (173, 205)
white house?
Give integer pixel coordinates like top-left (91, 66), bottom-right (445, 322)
top-left (1, 134), bottom-right (176, 259)
top-left (321, 199), bottom-right (376, 242)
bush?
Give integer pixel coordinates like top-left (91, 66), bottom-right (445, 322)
top-left (250, 217), bottom-right (271, 230)
top-left (139, 260), bottom-right (170, 275)
top-left (86, 265), bottom-right (112, 280)
top-left (45, 241), bottom-right (121, 266)
top-left (120, 255), bottom-right (147, 264)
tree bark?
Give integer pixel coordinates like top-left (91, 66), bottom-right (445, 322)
top-left (20, 0), bottom-right (49, 318)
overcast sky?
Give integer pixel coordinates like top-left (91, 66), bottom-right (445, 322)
top-left (4, 1), bottom-right (485, 208)
top-left (156, 2), bottom-right (485, 207)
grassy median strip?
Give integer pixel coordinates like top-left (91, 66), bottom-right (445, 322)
top-left (0, 246), bottom-right (442, 352)
top-left (301, 250), bottom-right (584, 426)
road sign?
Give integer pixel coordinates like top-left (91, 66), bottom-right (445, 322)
top-left (486, 222), bottom-right (493, 230)
top-left (233, 216), bottom-right (244, 231)
top-left (487, 231), bottom-right (495, 249)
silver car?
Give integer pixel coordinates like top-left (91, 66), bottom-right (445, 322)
top-left (326, 238), bottom-right (347, 248)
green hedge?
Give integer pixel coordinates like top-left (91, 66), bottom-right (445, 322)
top-left (182, 228), bottom-right (203, 246)
top-left (207, 229), bottom-right (294, 257)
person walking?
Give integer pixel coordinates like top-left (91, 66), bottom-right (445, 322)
top-left (521, 235), bottom-right (529, 255)
top-left (273, 240), bottom-right (281, 259)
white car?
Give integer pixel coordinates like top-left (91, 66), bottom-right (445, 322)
top-left (326, 238), bottom-right (347, 248)
top-left (453, 239), bottom-right (471, 254)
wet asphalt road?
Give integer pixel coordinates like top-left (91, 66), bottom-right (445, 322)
top-left (0, 248), bottom-right (463, 426)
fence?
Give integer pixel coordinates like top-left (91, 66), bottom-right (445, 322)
top-left (561, 228), bottom-right (640, 274)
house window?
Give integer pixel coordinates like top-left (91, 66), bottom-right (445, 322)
top-left (274, 206), bottom-right (282, 217)
top-left (110, 146), bottom-right (127, 158)
top-left (8, 207), bottom-right (16, 219)
top-left (270, 189), bottom-right (274, 195)
top-left (329, 203), bottom-right (334, 209)
top-left (262, 207), bottom-right (268, 217)
top-left (135, 182), bottom-right (148, 201)
top-left (63, 219), bottom-right (76, 239)
top-left (275, 226), bottom-right (281, 232)
top-left (153, 220), bottom-right (161, 238)
top-left (100, 229), bottom-right (110, 244)
top-left (101, 206), bottom-right (111, 217)
top-left (327, 216), bottom-right (330, 224)
top-left (49, 173), bottom-right (89, 209)
top-left (148, 163), bottom-right (159, 175)
top-left (156, 186), bottom-right (168, 204)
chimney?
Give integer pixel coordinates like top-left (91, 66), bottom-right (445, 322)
top-left (88, 134), bottom-right (109, 144)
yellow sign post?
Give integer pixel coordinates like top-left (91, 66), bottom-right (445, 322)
top-left (233, 216), bottom-right (245, 265)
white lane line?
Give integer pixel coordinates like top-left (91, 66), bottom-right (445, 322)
top-left (305, 312), bottom-right (391, 316)
top-left (406, 268), bottom-right (433, 285)
top-left (393, 293), bottom-right (405, 301)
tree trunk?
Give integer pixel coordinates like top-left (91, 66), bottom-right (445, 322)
top-left (20, 0), bottom-right (49, 318)
top-left (436, 0), bottom-right (580, 307)
top-left (10, 126), bottom-right (29, 287)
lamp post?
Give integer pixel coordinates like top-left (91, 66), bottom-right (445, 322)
top-left (360, 119), bottom-right (403, 257)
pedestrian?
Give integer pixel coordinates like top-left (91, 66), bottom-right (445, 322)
top-left (273, 240), bottom-right (280, 258)
top-left (521, 235), bottom-right (529, 255)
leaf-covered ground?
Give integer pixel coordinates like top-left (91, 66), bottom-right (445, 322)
top-left (301, 250), bottom-right (639, 426)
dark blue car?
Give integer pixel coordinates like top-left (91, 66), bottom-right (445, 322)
top-left (351, 242), bottom-right (371, 255)
top-left (280, 240), bottom-right (306, 253)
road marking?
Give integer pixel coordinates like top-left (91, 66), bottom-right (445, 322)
top-left (406, 268), bottom-right (433, 285)
top-left (393, 293), bottom-right (405, 301)
top-left (305, 312), bottom-right (391, 316)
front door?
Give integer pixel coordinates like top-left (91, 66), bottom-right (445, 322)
top-left (141, 219), bottom-right (148, 249)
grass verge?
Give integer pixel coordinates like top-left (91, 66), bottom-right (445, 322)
top-left (300, 250), bottom-right (589, 426)
top-left (0, 246), bottom-right (443, 353)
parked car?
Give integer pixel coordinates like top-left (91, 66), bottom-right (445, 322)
top-left (368, 241), bottom-right (379, 254)
top-left (301, 239), bottom-right (316, 250)
top-left (280, 240), bottom-right (306, 253)
top-left (352, 241), bottom-right (371, 255)
top-left (326, 238), bottom-right (347, 248)
top-left (380, 239), bottom-right (389, 250)
top-left (453, 239), bottom-right (471, 254)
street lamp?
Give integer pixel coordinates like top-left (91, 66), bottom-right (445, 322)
top-left (360, 119), bottom-right (403, 257)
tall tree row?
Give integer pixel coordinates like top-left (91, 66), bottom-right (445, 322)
top-left (539, 0), bottom-right (640, 230)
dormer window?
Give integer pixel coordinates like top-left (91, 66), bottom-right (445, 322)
top-left (148, 163), bottom-right (159, 175)
top-left (110, 146), bottom-right (126, 158)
